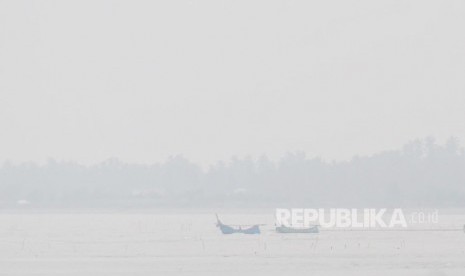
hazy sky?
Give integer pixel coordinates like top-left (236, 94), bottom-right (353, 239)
top-left (1, 0), bottom-right (464, 166)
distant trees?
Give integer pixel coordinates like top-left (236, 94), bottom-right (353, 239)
top-left (1, 137), bottom-right (464, 208)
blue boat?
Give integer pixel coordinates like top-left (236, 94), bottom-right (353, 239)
top-left (216, 214), bottom-right (261, 234)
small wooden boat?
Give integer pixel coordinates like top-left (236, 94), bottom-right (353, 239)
top-left (216, 214), bottom-right (261, 234)
top-left (276, 225), bottom-right (319, 233)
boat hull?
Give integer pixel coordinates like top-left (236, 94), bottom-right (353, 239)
top-left (218, 223), bottom-right (260, 234)
top-left (276, 225), bottom-right (319, 233)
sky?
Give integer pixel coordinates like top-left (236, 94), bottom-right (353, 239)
top-left (0, 0), bottom-right (464, 166)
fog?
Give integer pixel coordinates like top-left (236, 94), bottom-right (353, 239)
top-left (1, 0), bottom-right (465, 167)
top-left (3, 1), bottom-right (465, 275)
top-left (0, 137), bottom-right (463, 208)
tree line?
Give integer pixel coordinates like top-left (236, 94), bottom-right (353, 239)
top-left (1, 137), bottom-right (464, 208)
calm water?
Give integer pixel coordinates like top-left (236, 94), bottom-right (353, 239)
top-left (1, 209), bottom-right (465, 275)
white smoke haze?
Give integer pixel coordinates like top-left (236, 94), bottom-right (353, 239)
top-left (1, 1), bottom-right (465, 275)
top-left (1, 1), bottom-right (464, 167)
top-left (1, 137), bottom-right (464, 208)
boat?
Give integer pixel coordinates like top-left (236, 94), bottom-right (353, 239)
top-left (276, 225), bottom-right (319, 233)
top-left (216, 214), bottom-right (261, 234)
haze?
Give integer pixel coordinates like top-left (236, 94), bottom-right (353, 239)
top-left (1, 0), bottom-right (464, 166)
